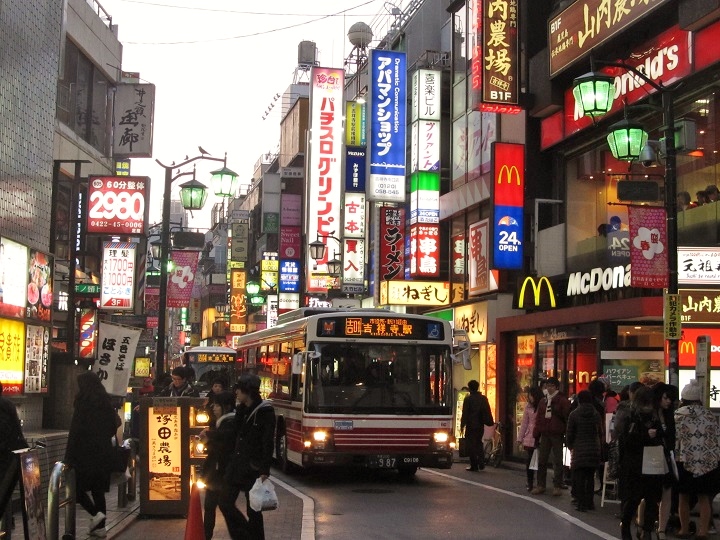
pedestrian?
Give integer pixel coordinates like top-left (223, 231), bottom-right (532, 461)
top-left (159, 365), bottom-right (199, 397)
top-left (0, 380), bottom-right (28, 530)
top-left (64, 371), bottom-right (122, 538)
top-left (460, 379), bottom-right (494, 472)
top-left (517, 386), bottom-right (543, 491)
top-left (673, 379), bottom-right (720, 540)
top-left (205, 377), bottom-right (228, 413)
top-left (566, 390), bottom-right (602, 512)
top-left (612, 381), bottom-right (643, 441)
top-left (617, 385), bottom-right (664, 540)
top-left (200, 391), bottom-right (236, 540)
top-left (652, 382), bottom-right (679, 540)
top-left (220, 374), bottom-right (275, 540)
top-left (531, 376), bottom-right (570, 496)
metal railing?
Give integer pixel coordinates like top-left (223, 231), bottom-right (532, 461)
top-left (47, 462), bottom-right (76, 540)
top-left (85, 0), bottom-right (112, 28)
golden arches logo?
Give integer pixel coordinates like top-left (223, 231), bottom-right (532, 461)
top-left (518, 276), bottom-right (556, 309)
top-left (497, 165), bottom-right (521, 185)
top-left (679, 341), bottom-right (695, 355)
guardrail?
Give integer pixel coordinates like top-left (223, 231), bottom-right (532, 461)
top-left (47, 462), bottom-right (76, 540)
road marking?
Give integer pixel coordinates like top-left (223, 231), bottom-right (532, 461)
top-left (423, 469), bottom-right (617, 540)
top-left (272, 476), bottom-right (316, 540)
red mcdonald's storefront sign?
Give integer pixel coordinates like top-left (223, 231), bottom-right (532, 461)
top-left (679, 327), bottom-right (720, 367)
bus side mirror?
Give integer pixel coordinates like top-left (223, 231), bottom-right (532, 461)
top-left (452, 329), bottom-right (472, 370)
top-left (292, 353), bottom-right (304, 375)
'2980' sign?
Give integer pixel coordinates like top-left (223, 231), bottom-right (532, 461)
top-left (87, 176), bottom-right (149, 235)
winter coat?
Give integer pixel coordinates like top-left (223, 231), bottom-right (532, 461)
top-left (65, 395), bottom-right (120, 492)
top-left (617, 406), bottom-right (664, 499)
top-left (517, 402), bottom-right (538, 448)
top-left (158, 381), bottom-right (199, 397)
top-left (203, 412), bottom-right (237, 491)
top-left (674, 404), bottom-right (720, 477)
top-left (0, 397), bottom-right (28, 473)
top-left (533, 391), bottom-right (570, 439)
top-left (460, 391), bottom-right (493, 433)
top-left (566, 403), bottom-right (602, 469)
top-left (226, 399), bottom-right (275, 490)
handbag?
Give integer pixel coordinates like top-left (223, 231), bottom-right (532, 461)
top-left (529, 448), bottom-right (539, 471)
top-left (110, 445), bottom-right (131, 473)
top-left (458, 438), bottom-right (468, 458)
top-left (642, 445), bottom-right (669, 475)
top-left (667, 449), bottom-right (680, 481)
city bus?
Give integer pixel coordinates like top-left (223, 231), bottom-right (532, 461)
top-left (234, 308), bottom-right (470, 476)
top-left (171, 345), bottom-right (239, 395)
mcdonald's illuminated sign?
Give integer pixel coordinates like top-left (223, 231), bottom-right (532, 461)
top-left (492, 143), bottom-right (524, 269)
top-left (518, 276), bottom-right (556, 309)
top-left (680, 341), bottom-right (695, 355)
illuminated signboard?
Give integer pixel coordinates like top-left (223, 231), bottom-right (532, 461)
top-left (101, 242), bottom-right (136, 310)
top-left (678, 247), bottom-right (720, 284)
top-left (345, 147), bottom-right (367, 192)
top-left (27, 250), bottom-right (53, 322)
top-left (279, 260), bottom-right (300, 294)
top-left (307, 66), bottom-right (344, 291)
top-left (87, 176), bottom-right (148, 236)
top-left (345, 101), bottom-right (366, 147)
top-left (148, 402), bottom-right (182, 501)
top-left (410, 224), bottom-right (440, 278)
top-left (367, 49), bottom-right (407, 202)
top-left (0, 237), bottom-right (29, 319)
top-left (0, 317), bottom-right (26, 394)
top-left (186, 352), bottom-right (236, 363)
top-left (680, 288), bottom-right (720, 325)
top-left (492, 143), bottom-right (524, 269)
top-left (343, 193), bottom-right (366, 238)
top-left (229, 269), bottom-right (247, 334)
top-left (379, 208), bottom-right (405, 281)
top-left (380, 280), bottom-right (450, 306)
top-left (482, 0), bottom-right (519, 106)
top-left (317, 316), bottom-right (445, 340)
top-left (25, 324), bottom-right (49, 393)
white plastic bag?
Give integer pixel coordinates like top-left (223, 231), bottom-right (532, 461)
top-left (248, 478), bottom-right (279, 512)
top-left (529, 449), bottom-right (539, 471)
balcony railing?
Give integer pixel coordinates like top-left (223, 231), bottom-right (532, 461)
top-left (85, 0), bottom-right (112, 28)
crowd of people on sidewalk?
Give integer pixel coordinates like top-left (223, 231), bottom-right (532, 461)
top-left (516, 375), bottom-right (720, 540)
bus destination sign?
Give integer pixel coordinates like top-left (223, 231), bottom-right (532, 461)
top-left (187, 352), bottom-right (235, 363)
top-left (318, 316), bottom-right (444, 340)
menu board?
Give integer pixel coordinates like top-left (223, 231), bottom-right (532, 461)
top-left (24, 325), bottom-right (49, 393)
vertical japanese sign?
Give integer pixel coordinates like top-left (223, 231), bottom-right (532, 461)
top-left (379, 208), bottom-right (405, 281)
top-left (451, 233), bottom-right (467, 302)
top-left (166, 251), bottom-right (199, 308)
top-left (469, 220), bottom-right (490, 295)
top-left (342, 238), bottom-right (365, 294)
top-left (229, 269), bottom-right (247, 335)
top-left (0, 317), bottom-right (25, 394)
top-left (629, 205), bottom-right (668, 288)
top-left (367, 49), bottom-right (406, 202)
top-left (0, 237), bottom-right (29, 319)
top-left (24, 324), bottom-right (49, 393)
top-left (492, 142), bottom-right (524, 269)
top-left (96, 322), bottom-right (142, 396)
top-left (87, 176), bottom-right (149, 235)
top-left (410, 224), bottom-right (440, 278)
top-left (113, 83), bottom-right (155, 157)
top-left (345, 147), bottom-right (367, 192)
top-left (343, 193), bottom-right (365, 238)
top-left (482, 0), bottom-right (519, 106)
top-left (664, 293), bottom-right (681, 340)
top-left (345, 101), bottom-right (366, 146)
top-left (148, 402), bottom-right (182, 500)
top-left (230, 222), bottom-right (248, 262)
top-left (101, 242), bottom-right (136, 310)
top-left (26, 250), bottom-right (52, 322)
top-left (307, 66), bottom-right (344, 292)
top-left (279, 260), bottom-right (300, 293)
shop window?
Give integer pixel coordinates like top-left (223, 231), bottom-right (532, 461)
top-left (616, 325), bottom-right (664, 348)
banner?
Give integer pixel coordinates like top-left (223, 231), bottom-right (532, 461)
top-left (629, 206), bottom-right (668, 288)
top-left (96, 321), bottom-right (142, 396)
top-left (166, 251), bottom-right (199, 308)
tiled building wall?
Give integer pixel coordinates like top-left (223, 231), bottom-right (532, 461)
top-left (0, 0), bottom-right (63, 250)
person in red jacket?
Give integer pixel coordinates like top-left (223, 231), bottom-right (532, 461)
top-left (531, 377), bottom-right (571, 496)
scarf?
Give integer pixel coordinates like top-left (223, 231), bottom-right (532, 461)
top-left (545, 390), bottom-right (558, 419)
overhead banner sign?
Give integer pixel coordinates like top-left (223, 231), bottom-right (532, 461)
top-left (492, 143), bottom-right (524, 269)
top-left (628, 206), bottom-right (668, 288)
top-left (166, 251), bottom-right (199, 308)
top-left (367, 49), bottom-right (407, 202)
top-left (101, 242), bottom-right (136, 310)
top-left (96, 321), bottom-right (142, 396)
top-left (548, 0), bottom-right (672, 77)
top-left (113, 83), bottom-right (155, 157)
top-left (87, 176), bottom-right (149, 236)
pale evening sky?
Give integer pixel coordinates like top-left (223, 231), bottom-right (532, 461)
top-left (100, 0), bottom-right (410, 227)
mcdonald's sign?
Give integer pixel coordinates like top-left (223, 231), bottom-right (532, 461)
top-left (492, 143), bottom-right (525, 269)
top-left (518, 276), bottom-right (557, 310)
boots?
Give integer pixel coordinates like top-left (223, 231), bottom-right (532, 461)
top-left (621, 521), bottom-right (632, 540)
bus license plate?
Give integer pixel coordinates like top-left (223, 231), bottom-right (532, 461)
top-left (370, 455), bottom-right (396, 468)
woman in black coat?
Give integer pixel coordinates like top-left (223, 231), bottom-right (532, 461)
top-left (65, 371), bottom-right (120, 537)
top-left (566, 390), bottom-right (602, 512)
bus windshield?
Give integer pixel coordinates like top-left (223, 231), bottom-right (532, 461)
top-left (305, 342), bottom-right (452, 415)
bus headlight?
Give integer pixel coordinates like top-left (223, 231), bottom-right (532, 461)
top-left (432, 432), bottom-right (450, 450)
top-left (304, 430), bottom-right (330, 450)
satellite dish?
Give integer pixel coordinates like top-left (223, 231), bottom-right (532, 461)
top-left (348, 22), bottom-right (373, 49)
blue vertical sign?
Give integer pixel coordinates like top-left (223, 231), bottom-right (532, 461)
top-left (367, 49), bottom-right (406, 203)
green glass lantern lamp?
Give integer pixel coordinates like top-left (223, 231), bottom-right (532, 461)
top-left (572, 71), bottom-right (616, 118)
top-left (178, 179), bottom-right (209, 210)
top-left (606, 118), bottom-right (649, 161)
top-left (210, 166), bottom-right (240, 197)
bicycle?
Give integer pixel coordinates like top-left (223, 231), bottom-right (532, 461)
top-left (483, 422), bottom-right (504, 468)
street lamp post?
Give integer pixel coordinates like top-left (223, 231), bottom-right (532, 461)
top-left (154, 152), bottom-right (238, 378)
top-left (573, 61), bottom-right (679, 387)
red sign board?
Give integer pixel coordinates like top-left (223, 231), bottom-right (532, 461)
top-left (87, 176), bottom-right (149, 235)
top-left (379, 208), bottom-right (405, 281)
top-left (679, 328), bottom-right (720, 367)
top-left (410, 224), bottom-right (440, 278)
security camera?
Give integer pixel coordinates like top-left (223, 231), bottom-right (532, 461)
top-left (638, 143), bottom-right (658, 167)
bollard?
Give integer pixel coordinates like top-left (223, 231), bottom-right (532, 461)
top-left (47, 462), bottom-right (76, 540)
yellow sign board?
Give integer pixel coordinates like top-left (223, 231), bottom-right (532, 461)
top-left (380, 280), bottom-right (450, 306)
top-left (664, 293), bottom-right (682, 340)
top-left (0, 317), bottom-right (26, 394)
